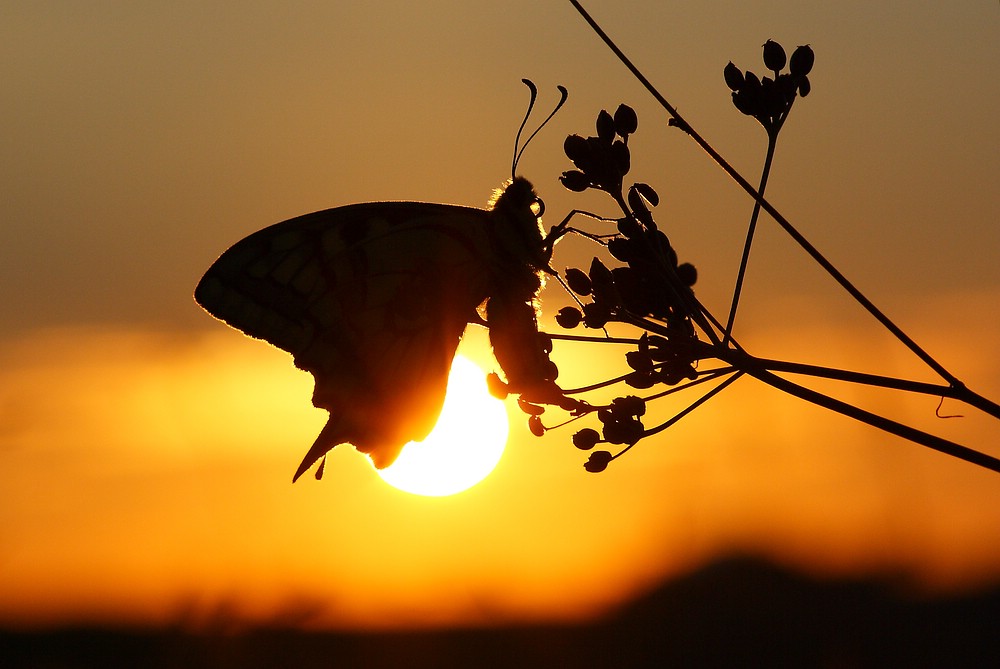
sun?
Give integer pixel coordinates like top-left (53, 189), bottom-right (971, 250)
top-left (377, 355), bottom-right (509, 496)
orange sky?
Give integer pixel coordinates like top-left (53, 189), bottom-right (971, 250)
top-left (1, 1), bottom-right (999, 631)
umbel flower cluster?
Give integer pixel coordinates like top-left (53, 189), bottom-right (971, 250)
top-left (724, 40), bottom-right (814, 137)
top-left (505, 35), bottom-right (999, 478)
top-left (511, 40), bottom-right (813, 473)
top-left (509, 101), bottom-right (708, 473)
top-left (524, 1), bottom-right (1000, 477)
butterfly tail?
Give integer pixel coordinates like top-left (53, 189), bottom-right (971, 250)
top-left (292, 415), bottom-right (348, 482)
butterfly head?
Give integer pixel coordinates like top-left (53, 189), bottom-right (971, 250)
top-left (488, 176), bottom-right (551, 270)
top-left (490, 176), bottom-right (543, 218)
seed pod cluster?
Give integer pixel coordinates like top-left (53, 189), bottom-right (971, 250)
top-left (560, 104), bottom-right (637, 196)
top-left (725, 41), bottom-right (813, 135)
top-left (558, 107), bottom-right (699, 337)
top-left (557, 105), bottom-right (705, 472)
top-left (535, 43), bottom-right (816, 475)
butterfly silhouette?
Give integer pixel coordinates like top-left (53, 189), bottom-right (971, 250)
top-left (195, 82), bottom-right (572, 481)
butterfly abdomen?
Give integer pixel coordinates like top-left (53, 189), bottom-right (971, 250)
top-left (479, 177), bottom-right (566, 401)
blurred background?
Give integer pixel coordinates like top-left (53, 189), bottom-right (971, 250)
top-left (2, 0), bottom-right (998, 664)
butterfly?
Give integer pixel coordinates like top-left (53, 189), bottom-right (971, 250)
top-left (195, 82), bottom-right (572, 481)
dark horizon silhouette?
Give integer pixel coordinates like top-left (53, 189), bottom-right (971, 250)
top-left (5, 554), bottom-right (998, 668)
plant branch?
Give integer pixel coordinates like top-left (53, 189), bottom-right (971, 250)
top-left (566, 0), bottom-right (961, 387)
top-left (746, 366), bottom-right (1000, 474)
top-left (753, 357), bottom-right (964, 399)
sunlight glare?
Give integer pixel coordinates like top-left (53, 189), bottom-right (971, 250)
top-left (377, 355), bottom-right (508, 496)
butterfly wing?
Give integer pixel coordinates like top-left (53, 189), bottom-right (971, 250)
top-left (194, 202), bottom-right (496, 479)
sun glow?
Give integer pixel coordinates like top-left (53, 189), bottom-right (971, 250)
top-left (377, 355), bottom-right (509, 496)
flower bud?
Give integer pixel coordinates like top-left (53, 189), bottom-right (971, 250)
top-left (613, 104), bottom-right (638, 136)
top-left (732, 71), bottom-right (763, 118)
top-left (563, 134), bottom-right (589, 162)
top-left (527, 415), bottom-right (545, 437)
top-left (724, 61), bottom-right (744, 91)
top-left (584, 450), bottom-right (613, 473)
top-left (797, 75), bottom-right (811, 97)
top-left (555, 306), bottom-right (583, 329)
top-left (596, 109), bottom-right (615, 142)
top-left (564, 267), bottom-right (592, 296)
top-left (607, 238), bottom-right (633, 262)
top-left (625, 371), bottom-right (655, 389)
top-left (762, 39), bottom-right (786, 72)
top-left (629, 182), bottom-right (660, 207)
top-left (518, 398), bottom-right (545, 416)
top-left (613, 395), bottom-right (646, 418)
top-left (625, 350), bottom-right (654, 374)
top-left (573, 428), bottom-right (601, 450)
top-left (790, 45), bottom-right (814, 77)
top-left (617, 215), bottom-right (643, 239)
top-left (559, 170), bottom-right (590, 192)
top-left (582, 301), bottom-right (611, 329)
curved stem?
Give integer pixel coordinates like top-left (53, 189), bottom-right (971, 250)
top-left (607, 371), bottom-right (743, 463)
top-left (641, 371), bottom-right (744, 438)
top-left (724, 133), bottom-right (777, 345)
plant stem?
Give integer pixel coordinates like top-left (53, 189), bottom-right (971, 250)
top-left (565, 0), bottom-right (961, 387)
top-left (755, 357), bottom-right (1000, 420)
top-left (724, 133), bottom-right (777, 346)
top-left (641, 371), bottom-right (745, 438)
top-left (700, 343), bottom-right (1000, 419)
top-left (754, 356), bottom-right (958, 396)
top-left (564, 0), bottom-right (999, 473)
top-left (747, 366), bottom-right (1000, 474)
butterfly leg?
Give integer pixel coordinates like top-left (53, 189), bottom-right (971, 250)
top-left (544, 209), bottom-right (619, 245)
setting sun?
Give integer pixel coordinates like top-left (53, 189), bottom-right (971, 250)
top-left (4, 3), bottom-right (1000, 663)
top-left (377, 355), bottom-right (509, 496)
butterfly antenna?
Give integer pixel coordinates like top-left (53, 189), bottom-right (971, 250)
top-left (512, 80), bottom-right (569, 178)
top-left (512, 79), bottom-right (539, 179)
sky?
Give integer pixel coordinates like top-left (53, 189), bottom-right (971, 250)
top-left (1, 0), bottom-right (999, 630)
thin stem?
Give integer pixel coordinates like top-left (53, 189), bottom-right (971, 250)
top-left (608, 371), bottom-right (743, 462)
top-left (548, 332), bottom-right (643, 345)
top-left (641, 371), bottom-right (745, 438)
top-left (640, 367), bottom-right (735, 403)
top-left (754, 356), bottom-right (959, 398)
top-left (747, 366), bottom-right (1000, 474)
top-left (566, 0), bottom-right (961, 387)
top-left (706, 344), bottom-right (1000, 419)
top-left (959, 387), bottom-right (1000, 421)
top-left (724, 133), bottom-right (777, 345)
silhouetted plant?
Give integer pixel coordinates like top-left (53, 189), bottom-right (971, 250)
top-left (723, 40), bottom-right (813, 345)
top-left (514, 1), bottom-right (1000, 475)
